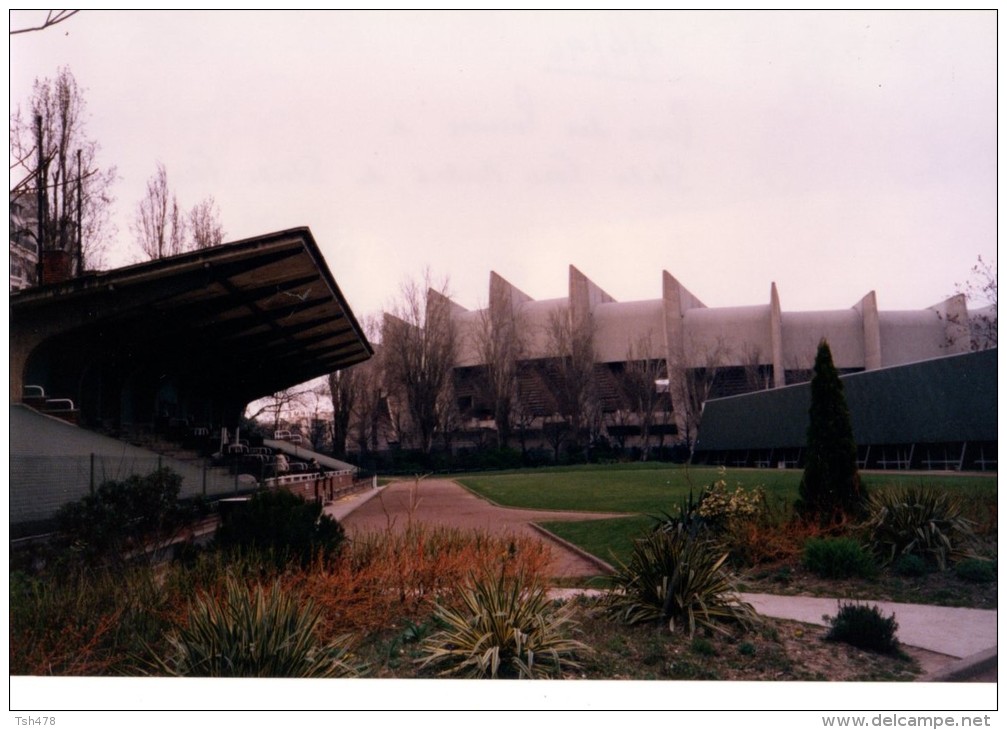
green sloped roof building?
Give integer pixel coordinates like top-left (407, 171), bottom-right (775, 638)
top-left (694, 348), bottom-right (997, 472)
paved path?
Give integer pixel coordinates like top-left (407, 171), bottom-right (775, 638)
top-left (332, 478), bottom-right (624, 577)
top-left (738, 593), bottom-right (997, 660)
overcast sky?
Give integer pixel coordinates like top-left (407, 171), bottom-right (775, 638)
top-left (9, 10), bottom-right (997, 322)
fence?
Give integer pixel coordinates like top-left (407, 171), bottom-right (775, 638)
top-left (9, 453), bottom-right (255, 532)
top-left (262, 470), bottom-right (361, 503)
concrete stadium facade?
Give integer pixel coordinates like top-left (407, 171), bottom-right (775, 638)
top-left (436, 266), bottom-right (988, 453)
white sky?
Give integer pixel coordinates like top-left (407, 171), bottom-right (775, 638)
top-left (9, 10), bottom-right (997, 322)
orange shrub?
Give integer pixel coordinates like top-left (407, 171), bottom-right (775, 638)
top-left (722, 517), bottom-right (833, 567)
top-left (289, 525), bottom-right (552, 639)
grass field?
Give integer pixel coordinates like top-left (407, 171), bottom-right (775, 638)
top-left (457, 463), bottom-right (995, 514)
top-left (457, 464), bottom-right (998, 570)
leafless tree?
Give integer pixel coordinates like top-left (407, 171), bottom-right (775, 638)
top-left (353, 321), bottom-right (390, 457)
top-left (741, 342), bottom-right (772, 392)
top-left (381, 272), bottom-right (458, 455)
top-left (306, 385), bottom-right (333, 452)
top-left (511, 364), bottom-right (538, 459)
top-left (472, 292), bottom-right (528, 448)
top-left (605, 406), bottom-right (633, 452)
top-left (353, 362), bottom-right (387, 456)
top-left (545, 304), bottom-right (598, 455)
top-left (133, 163), bottom-right (186, 260)
top-left (541, 414), bottom-right (570, 463)
top-left (436, 375), bottom-right (462, 454)
top-left (9, 66), bottom-right (117, 271)
top-left (954, 255), bottom-right (998, 351)
top-left (327, 367), bottom-right (360, 458)
top-left (618, 333), bottom-right (666, 460)
top-left (245, 386), bottom-right (314, 435)
top-left (188, 196), bottom-right (225, 249)
top-left (672, 336), bottom-right (729, 452)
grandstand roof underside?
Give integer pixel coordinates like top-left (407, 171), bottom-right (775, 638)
top-left (10, 228), bottom-right (372, 403)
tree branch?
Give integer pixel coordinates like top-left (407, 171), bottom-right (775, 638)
top-left (10, 10), bottom-right (80, 35)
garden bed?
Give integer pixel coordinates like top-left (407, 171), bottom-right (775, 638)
top-left (350, 595), bottom-right (926, 681)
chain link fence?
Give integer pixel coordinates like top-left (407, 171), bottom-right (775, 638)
top-left (10, 453), bottom-right (255, 533)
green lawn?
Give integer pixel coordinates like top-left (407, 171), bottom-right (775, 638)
top-left (457, 464), bottom-right (997, 571)
top-left (458, 464), bottom-right (800, 514)
top-left (540, 515), bottom-right (653, 570)
top-left (458, 464), bottom-right (996, 514)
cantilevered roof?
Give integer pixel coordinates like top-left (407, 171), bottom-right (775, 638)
top-left (11, 227), bottom-right (372, 402)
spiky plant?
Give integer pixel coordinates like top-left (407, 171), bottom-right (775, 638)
top-left (151, 575), bottom-right (361, 678)
top-left (417, 572), bottom-right (588, 679)
top-left (605, 524), bottom-right (757, 636)
top-left (862, 486), bottom-right (977, 570)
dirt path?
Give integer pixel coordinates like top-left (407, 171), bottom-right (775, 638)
top-left (339, 478), bottom-right (625, 577)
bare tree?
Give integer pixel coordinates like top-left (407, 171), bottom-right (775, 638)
top-left (189, 195), bottom-right (225, 249)
top-left (436, 375), bottom-right (462, 454)
top-left (9, 66), bottom-right (117, 271)
top-left (347, 317), bottom-right (389, 458)
top-left (245, 386), bottom-right (313, 435)
top-left (741, 342), bottom-right (771, 392)
top-left (327, 366), bottom-right (361, 458)
top-left (511, 363), bottom-right (538, 459)
top-left (381, 272), bottom-right (458, 455)
top-left (605, 406), bottom-right (634, 452)
top-left (955, 255), bottom-right (998, 351)
top-left (672, 336), bottom-right (729, 453)
top-left (133, 163), bottom-right (186, 260)
top-left (618, 333), bottom-right (666, 460)
top-left (353, 359), bottom-right (387, 457)
top-left (541, 414), bottom-right (570, 464)
top-left (473, 292), bottom-right (527, 448)
top-left (545, 305), bottom-right (597, 456)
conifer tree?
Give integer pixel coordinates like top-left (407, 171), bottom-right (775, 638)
top-left (797, 339), bottom-right (862, 521)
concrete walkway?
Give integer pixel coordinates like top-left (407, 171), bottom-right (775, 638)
top-left (324, 482), bottom-right (384, 522)
top-left (738, 593), bottom-right (997, 660)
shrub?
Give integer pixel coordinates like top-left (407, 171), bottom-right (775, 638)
top-left (892, 553), bottom-right (930, 578)
top-left (293, 525), bottom-right (553, 637)
top-left (416, 572), bottom-right (588, 679)
top-left (655, 469), bottom-right (766, 536)
top-left (655, 473), bottom-right (814, 567)
top-left (214, 488), bottom-right (345, 567)
top-left (862, 486), bottom-right (976, 570)
top-left (796, 340), bottom-right (863, 523)
top-left (954, 558), bottom-right (996, 584)
top-left (690, 637), bottom-right (717, 656)
top-left (10, 564), bottom-right (169, 675)
top-left (605, 524), bottom-right (758, 636)
top-left (54, 467), bottom-right (200, 564)
top-left (151, 575), bottom-right (361, 678)
top-left (696, 471), bottom-right (766, 530)
top-left (825, 602), bottom-right (900, 655)
top-left (802, 537), bottom-right (876, 579)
